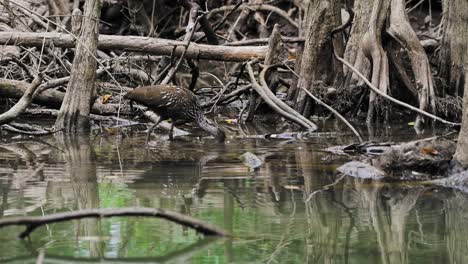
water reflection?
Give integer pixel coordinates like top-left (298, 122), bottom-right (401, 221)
top-left (0, 130), bottom-right (467, 263)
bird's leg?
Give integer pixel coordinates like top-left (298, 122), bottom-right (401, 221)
top-left (146, 117), bottom-right (163, 144)
top-left (169, 120), bottom-right (175, 140)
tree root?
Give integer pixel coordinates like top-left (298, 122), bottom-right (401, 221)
top-left (388, 0), bottom-right (436, 129)
top-left (283, 64), bottom-right (363, 142)
top-left (360, 0), bottom-right (390, 125)
top-left (333, 51), bottom-right (460, 127)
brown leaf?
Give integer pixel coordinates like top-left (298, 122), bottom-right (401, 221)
top-left (421, 146), bottom-right (439, 155)
top-left (102, 94), bottom-right (112, 104)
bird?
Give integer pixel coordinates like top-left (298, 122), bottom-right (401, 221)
top-left (124, 84), bottom-right (226, 142)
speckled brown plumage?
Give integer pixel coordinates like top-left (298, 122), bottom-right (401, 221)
top-left (124, 84), bottom-right (225, 141)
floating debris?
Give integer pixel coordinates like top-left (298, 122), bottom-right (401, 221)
top-left (337, 161), bottom-right (385, 179)
top-left (239, 152), bottom-right (264, 171)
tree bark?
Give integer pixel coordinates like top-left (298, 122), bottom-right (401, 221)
top-left (454, 67), bottom-right (468, 166)
top-left (438, 0), bottom-right (468, 96)
top-left (342, 0), bottom-right (373, 87)
top-left (448, 0), bottom-right (468, 166)
top-left (54, 1), bottom-right (102, 132)
top-left (388, 0), bottom-right (436, 129)
top-left (294, 0), bottom-right (341, 116)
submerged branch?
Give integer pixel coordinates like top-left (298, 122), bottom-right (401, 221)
top-left (0, 207), bottom-right (229, 238)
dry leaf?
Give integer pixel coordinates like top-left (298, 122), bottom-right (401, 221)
top-left (225, 118), bottom-right (238, 124)
top-left (421, 146), bottom-right (439, 155)
top-left (102, 94), bottom-right (112, 104)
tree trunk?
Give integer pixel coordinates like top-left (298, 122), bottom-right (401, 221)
top-left (54, 0), bottom-right (102, 132)
top-left (387, 0), bottom-right (436, 129)
top-left (454, 67), bottom-right (468, 165)
top-left (342, 0), bottom-right (373, 87)
top-left (338, 0), bottom-right (388, 123)
top-left (449, 0), bottom-right (468, 166)
top-left (294, 0), bottom-right (341, 117)
top-left (438, 0), bottom-right (468, 96)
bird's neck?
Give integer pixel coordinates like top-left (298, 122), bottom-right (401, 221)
top-left (195, 114), bottom-right (225, 142)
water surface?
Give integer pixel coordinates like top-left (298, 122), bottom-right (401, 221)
top-left (0, 122), bottom-right (466, 263)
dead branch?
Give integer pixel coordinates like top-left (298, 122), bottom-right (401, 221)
top-left (0, 207), bottom-right (228, 238)
top-left (2, 122), bottom-right (52, 135)
top-left (201, 85), bottom-right (251, 108)
top-left (0, 78), bottom-right (133, 115)
top-left (246, 60), bottom-right (317, 130)
top-left (180, 0), bottom-right (218, 45)
top-left (0, 31), bottom-right (268, 62)
top-left (143, 110), bottom-right (191, 137)
top-left (224, 36), bottom-right (305, 46)
top-left (208, 3), bottom-right (299, 29)
top-left (245, 24), bottom-right (283, 122)
top-left (161, 4), bottom-right (201, 84)
top-left (0, 73), bottom-right (43, 125)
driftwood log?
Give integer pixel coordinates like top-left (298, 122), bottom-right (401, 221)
top-left (0, 207), bottom-right (229, 238)
top-left (0, 31), bottom-right (268, 62)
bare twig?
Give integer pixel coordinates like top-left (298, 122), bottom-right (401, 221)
top-left (208, 4), bottom-right (299, 29)
top-left (201, 84), bottom-right (251, 108)
top-left (161, 5), bottom-right (201, 84)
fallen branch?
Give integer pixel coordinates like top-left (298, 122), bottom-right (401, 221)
top-left (143, 110), bottom-right (191, 137)
top-left (223, 36), bottom-right (305, 46)
top-left (245, 24), bottom-right (283, 122)
top-left (0, 73), bottom-right (43, 125)
top-left (258, 65), bottom-right (318, 130)
top-left (0, 78), bottom-right (133, 115)
top-left (0, 207), bottom-right (228, 238)
top-left (0, 31), bottom-right (268, 62)
top-left (246, 60), bottom-right (317, 130)
top-left (1, 122), bottom-right (53, 135)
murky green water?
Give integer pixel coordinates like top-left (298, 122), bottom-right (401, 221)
top-left (0, 122), bottom-right (466, 263)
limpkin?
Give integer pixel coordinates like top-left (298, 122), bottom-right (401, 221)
top-left (124, 84), bottom-right (226, 142)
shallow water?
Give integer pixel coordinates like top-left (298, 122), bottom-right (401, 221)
top-left (0, 121), bottom-right (466, 263)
